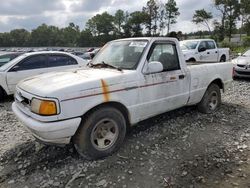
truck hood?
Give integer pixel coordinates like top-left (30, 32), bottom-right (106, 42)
top-left (18, 68), bottom-right (137, 98)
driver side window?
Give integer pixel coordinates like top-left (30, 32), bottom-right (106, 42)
top-left (148, 43), bottom-right (180, 71)
top-left (198, 41), bottom-right (206, 51)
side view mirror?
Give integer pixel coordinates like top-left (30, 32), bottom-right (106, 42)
top-left (238, 53), bottom-right (242, 56)
top-left (198, 47), bottom-right (206, 52)
top-left (11, 65), bottom-right (20, 72)
top-left (145, 61), bottom-right (163, 74)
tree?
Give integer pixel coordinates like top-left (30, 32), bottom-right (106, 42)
top-left (78, 29), bottom-right (94, 47)
top-left (62, 23), bottom-right (80, 46)
top-left (86, 12), bottom-right (114, 36)
top-left (9, 29), bottom-right (30, 47)
top-left (143, 0), bottom-right (159, 36)
top-left (214, 0), bottom-right (240, 42)
top-left (165, 0), bottom-right (180, 35)
top-left (192, 9), bottom-right (213, 34)
top-left (128, 11), bottom-right (147, 37)
top-left (114, 9), bottom-right (125, 35)
top-left (30, 24), bottom-right (62, 46)
top-left (122, 11), bottom-right (132, 38)
top-left (240, 0), bottom-right (250, 36)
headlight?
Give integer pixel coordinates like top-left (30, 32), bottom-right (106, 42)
top-left (31, 98), bottom-right (57, 116)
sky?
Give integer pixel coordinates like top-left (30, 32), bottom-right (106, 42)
top-left (0, 0), bottom-right (219, 34)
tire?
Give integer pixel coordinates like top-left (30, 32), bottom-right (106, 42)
top-left (220, 55), bottom-right (226, 62)
top-left (197, 84), bottom-right (221, 114)
top-left (73, 106), bottom-right (126, 160)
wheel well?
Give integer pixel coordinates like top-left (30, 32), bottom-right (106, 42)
top-left (220, 55), bottom-right (226, 61)
top-left (82, 102), bottom-right (131, 128)
top-left (210, 79), bottom-right (224, 91)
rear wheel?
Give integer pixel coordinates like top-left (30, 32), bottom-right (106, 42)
top-left (73, 106), bottom-right (126, 159)
top-left (197, 84), bottom-right (221, 114)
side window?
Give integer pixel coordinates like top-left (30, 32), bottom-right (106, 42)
top-left (206, 41), bottom-right (216, 49)
top-left (13, 55), bottom-right (47, 71)
top-left (48, 55), bottom-right (77, 67)
top-left (148, 43), bottom-right (180, 71)
top-left (198, 41), bottom-right (206, 51)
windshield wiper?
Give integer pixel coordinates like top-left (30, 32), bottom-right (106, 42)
top-left (89, 61), bottom-right (122, 71)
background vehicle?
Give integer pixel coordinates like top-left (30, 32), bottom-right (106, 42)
top-left (81, 48), bottom-right (101, 62)
top-left (12, 37), bottom-right (233, 159)
top-left (232, 49), bottom-right (250, 78)
top-left (0, 51), bottom-right (87, 100)
top-left (180, 39), bottom-right (229, 62)
top-left (0, 52), bottom-right (23, 67)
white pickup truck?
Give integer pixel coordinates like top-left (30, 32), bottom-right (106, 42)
top-left (12, 37), bottom-right (233, 159)
top-left (180, 39), bottom-right (230, 62)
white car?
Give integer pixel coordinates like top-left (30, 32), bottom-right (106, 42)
top-left (12, 37), bottom-right (233, 159)
top-left (0, 51), bottom-right (87, 100)
top-left (232, 49), bottom-right (250, 78)
top-left (180, 39), bottom-right (229, 62)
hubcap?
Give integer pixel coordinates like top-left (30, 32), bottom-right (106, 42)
top-left (208, 91), bottom-right (218, 111)
top-left (91, 118), bottom-right (119, 151)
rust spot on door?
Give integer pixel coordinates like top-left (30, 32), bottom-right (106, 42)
top-left (170, 76), bottom-right (176, 80)
top-left (101, 79), bottom-right (110, 102)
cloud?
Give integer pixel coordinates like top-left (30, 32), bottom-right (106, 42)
top-left (0, 0), bottom-right (65, 16)
top-left (0, 0), bottom-right (220, 33)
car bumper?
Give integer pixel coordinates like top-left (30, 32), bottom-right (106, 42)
top-left (234, 68), bottom-right (250, 78)
top-left (12, 102), bottom-right (81, 145)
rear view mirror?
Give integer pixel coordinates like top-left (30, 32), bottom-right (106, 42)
top-left (145, 61), bottom-right (163, 74)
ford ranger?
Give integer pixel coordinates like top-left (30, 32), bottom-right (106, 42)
top-left (12, 37), bottom-right (233, 159)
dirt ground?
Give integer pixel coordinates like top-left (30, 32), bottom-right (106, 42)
top-left (0, 79), bottom-right (249, 188)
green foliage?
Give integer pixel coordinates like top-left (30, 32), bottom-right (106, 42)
top-left (192, 9), bottom-right (213, 33)
top-left (165, 0), bottom-right (180, 34)
top-left (243, 36), bottom-right (250, 46)
top-left (86, 12), bottom-right (114, 36)
top-left (214, 0), bottom-right (241, 42)
top-left (143, 0), bottom-right (159, 36)
top-left (114, 10), bottom-right (125, 35)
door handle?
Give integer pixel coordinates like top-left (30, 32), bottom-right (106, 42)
top-left (179, 74), bottom-right (185, 79)
top-left (215, 51), bottom-right (218, 53)
top-left (207, 52), bottom-right (210, 54)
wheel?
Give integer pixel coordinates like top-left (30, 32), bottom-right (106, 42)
top-left (220, 55), bottom-right (226, 62)
top-left (197, 84), bottom-right (221, 114)
top-left (73, 106), bottom-right (126, 159)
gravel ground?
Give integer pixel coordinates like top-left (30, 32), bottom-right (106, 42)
top-left (0, 79), bottom-right (249, 188)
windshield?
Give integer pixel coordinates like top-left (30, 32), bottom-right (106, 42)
top-left (243, 49), bottom-right (250, 56)
top-left (180, 41), bottom-right (199, 50)
top-left (91, 40), bottom-right (148, 70)
top-left (0, 54), bottom-right (26, 71)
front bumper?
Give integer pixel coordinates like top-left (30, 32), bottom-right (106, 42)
top-left (12, 102), bottom-right (81, 145)
top-left (234, 67), bottom-right (250, 78)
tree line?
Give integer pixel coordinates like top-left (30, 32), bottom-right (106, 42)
top-left (0, 0), bottom-right (249, 47)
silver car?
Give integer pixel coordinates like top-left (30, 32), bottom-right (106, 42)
top-left (233, 49), bottom-right (250, 78)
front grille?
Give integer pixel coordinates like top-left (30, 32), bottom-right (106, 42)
top-left (237, 64), bottom-right (245, 68)
top-left (235, 70), bottom-right (250, 75)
